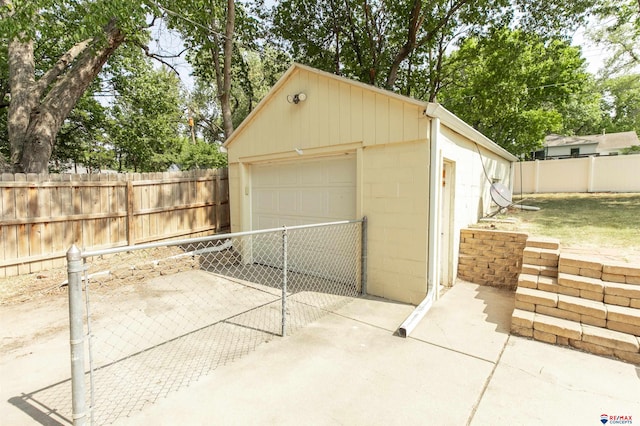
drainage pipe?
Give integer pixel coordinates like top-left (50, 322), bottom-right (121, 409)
top-left (398, 114), bottom-right (441, 338)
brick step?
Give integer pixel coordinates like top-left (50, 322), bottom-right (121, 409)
top-left (558, 252), bottom-right (640, 285)
top-left (523, 246), bottom-right (559, 268)
top-left (521, 263), bottom-right (558, 278)
top-left (525, 237), bottom-right (560, 250)
top-left (511, 309), bottom-right (640, 365)
top-left (518, 272), bottom-right (640, 309)
top-left (514, 285), bottom-right (640, 336)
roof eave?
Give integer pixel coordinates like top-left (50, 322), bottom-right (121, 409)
top-left (424, 103), bottom-right (519, 162)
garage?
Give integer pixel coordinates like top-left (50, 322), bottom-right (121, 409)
top-left (224, 63), bottom-right (517, 304)
top-left (251, 155), bottom-right (357, 229)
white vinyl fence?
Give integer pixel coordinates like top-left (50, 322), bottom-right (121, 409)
top-left (514, 155), bottom-right (640, 193)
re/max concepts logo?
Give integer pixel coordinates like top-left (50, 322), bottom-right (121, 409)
top-left (601, 414), bottom-right (633, 424)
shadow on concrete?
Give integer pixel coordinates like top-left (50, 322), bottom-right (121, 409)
top-left (8, 380), bottom-right (72, 426)
top-left (473, 285), bottom-right (515, 333)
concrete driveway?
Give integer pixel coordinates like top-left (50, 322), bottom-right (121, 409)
top-left (114, 281), bottom-right (640, 425)
top-left (2, 280), bottom-right (639, 425)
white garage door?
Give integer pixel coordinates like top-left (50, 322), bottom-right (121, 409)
top-left (251, 155), bottom-right (357, 229)
top-left (250, 155), bottom-right (358, 283)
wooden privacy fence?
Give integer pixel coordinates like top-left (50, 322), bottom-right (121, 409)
top-left (0, 168), bottom-right (229, 277)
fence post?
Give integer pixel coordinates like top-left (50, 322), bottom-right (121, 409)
top-left (281, 227), bottom-right (288, 337)
top-left (361, 216), bottom-right (368, 296)
top-left (126, 179), bottom-right (135, 245)
top-left (67, 245), bottom-right (87, 426)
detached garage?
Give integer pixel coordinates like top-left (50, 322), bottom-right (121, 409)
top-left (224, 63), bottom-right (517, 305)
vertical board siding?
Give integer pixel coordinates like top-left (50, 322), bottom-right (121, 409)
top-left (0, 168), bottom-right (230, 277)
top-left (227, 68), bottom-right (429, 162)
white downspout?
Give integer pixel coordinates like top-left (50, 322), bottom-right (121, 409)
top-left (398, 115), bottom-right (441, 338)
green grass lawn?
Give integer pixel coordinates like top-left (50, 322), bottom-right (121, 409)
top-left (497, 193), bottom-right (640, 253)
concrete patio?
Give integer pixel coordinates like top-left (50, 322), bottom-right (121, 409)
top-left (2, 280), bottom-right (638, 425)
top-left (113, 281), bottom-right (640, 425)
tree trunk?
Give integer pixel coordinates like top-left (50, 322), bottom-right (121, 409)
top-left (7, 39), bottom-right (37, 169)
top-left (385, 0), bottom-right (422, 90)
top-left (221, 0), bottom-right (235, 139)
top-left (7, 21), bottom-right (124, 173)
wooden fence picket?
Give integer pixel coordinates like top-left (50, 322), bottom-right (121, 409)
top-left (0, 168), bottom-right (230, 277)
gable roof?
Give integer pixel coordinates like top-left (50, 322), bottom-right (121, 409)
top-left (544, 132), bottom-right (640, 152)
top-left (224, 63), bottom-right (517, 162)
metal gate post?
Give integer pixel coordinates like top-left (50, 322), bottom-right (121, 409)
top-left (361, 216), bottom-right (368, 296)
top-left (67, 245), bottom-right (87, 426)
top-left (281, 227), bottom-right (288, 337)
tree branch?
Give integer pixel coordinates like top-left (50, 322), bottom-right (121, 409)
top-left (36, 20), bottom-right (125, 138)
top-left (133, 41), bottom-right (182, 75)
top-left (221, 0), bottom-right (235, 139)
top-left (385, 0), bottom-right (423, 89)
top-left (386, 0), bottom-right (470, 89)
top-left (34, 38), bottom-right (93, 101)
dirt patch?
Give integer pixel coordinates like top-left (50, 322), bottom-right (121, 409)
top-left (0, 246), bottom-right (186, 306)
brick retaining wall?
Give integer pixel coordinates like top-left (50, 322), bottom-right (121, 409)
top-left (458, 228), bottom-right (528, 290)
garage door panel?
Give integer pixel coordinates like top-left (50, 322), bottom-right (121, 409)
top-left (327, 189), bottom-right (356, 217)
top-left (254, 215), bottom-right (280, 230)
top-left (254, 167), bottom-right (279, 186)
top-left (278, 165), bottom-right (299, 185)
top-left (300, 163), bottom-right (324, 185)
top-left (327, 160), bottom-right (356, 184)
top-left (278, 190), bottom-right (298, 213)
top-left (299, 190), bottom-right (326, 216)
top-left (253, 190), bottom-right (277, 213)
top-left (251, 156), bottom-right (356, 283)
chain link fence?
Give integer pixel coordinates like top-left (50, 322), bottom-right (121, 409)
top-left (66, 219), bottom-right (366, 425)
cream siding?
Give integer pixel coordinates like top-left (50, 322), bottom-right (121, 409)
top-left (362, 141), bottom-right (430, 304)
top-left (438, 126), bottom-right (513, 281)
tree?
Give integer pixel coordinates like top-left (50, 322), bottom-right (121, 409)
top-left (621, 145), bottom-right (640, 155)
top-left (52, 93), bottom-right (114, 173)
top-left (0, 0), bottom-right (157, 173)
top-left (176, 138), bottom-right (227, 170)
top-left (439, 28), bottom-right (594, 157)
top-left (271, 0), bottom-right (598, 100)
top-left (590, 0), bottom-right (640, 76)
top-left (162, 0), bottom-right (241, 140)
top-left (599, 74), bottom-right (640, 135)
top-left (108, 56), bottom-right (186, 172)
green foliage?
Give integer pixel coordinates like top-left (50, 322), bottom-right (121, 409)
top-left (599, 74), bottom-right (640, 135)
top-left (621, 145), bottom-right (640, 155)
top-left (271, 0), bottom-right (598, 97)
top-left (176, 139), bottom-right (227, 170)
top-left (108, 55), bottom-right (186, 172)
top-left (0, 0), bottom-right (155, 43)
top-left (52, 94), bottom-right (114, 172)
top-left (440, 28), bottom-right (593, 156)
top-left (591, 0), bottom-right (640, 75)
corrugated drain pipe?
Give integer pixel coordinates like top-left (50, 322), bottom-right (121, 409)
top-left (398, 111), bottom-right (441, 338)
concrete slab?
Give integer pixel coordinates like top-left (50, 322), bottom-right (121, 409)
top-left (0, 297), bottom-right (73, 426)
top-left (408, 281), bottom-right (515, 362)
top-left (471, 336), bottom-right (640, 425)
top-left (115, 302), bottom-right (494, 426)
top-left (3, 277), bottom-right (638, 426)
top-left (333, 295), bottom-right (415, 332)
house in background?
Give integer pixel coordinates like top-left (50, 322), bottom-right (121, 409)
top-left (534, 131), bottom-right (640, 159)
top-left (224, 63), bottom-right (517, 304)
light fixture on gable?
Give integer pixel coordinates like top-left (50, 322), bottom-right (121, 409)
top-left (287, 93), bottom-right (307, 104)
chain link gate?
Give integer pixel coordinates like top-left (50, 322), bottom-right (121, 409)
top-left (66, 218), bottom-right (367, 425)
